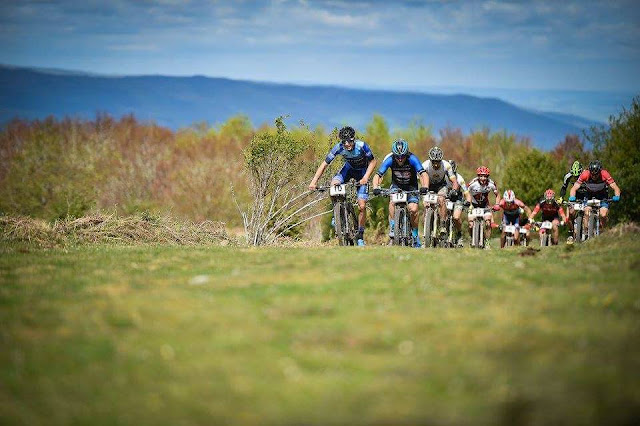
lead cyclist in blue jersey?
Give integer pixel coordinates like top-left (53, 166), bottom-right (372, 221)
top-left (309, 126), bottom-right (377, 246)
top-left (372, 139), bottom-right (429, 247)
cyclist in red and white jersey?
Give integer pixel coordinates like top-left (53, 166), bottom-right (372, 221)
top-left (568, 160), bottom-right (621, 230)
top-left (529, 189), bottom-right (567, 245)
top-left (467, 166), bottom-right (500, 246)
top-left (494, 189), bottom-right (531, 248)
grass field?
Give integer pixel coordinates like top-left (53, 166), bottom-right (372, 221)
top-left (1, 231), bottom-right (640, 425)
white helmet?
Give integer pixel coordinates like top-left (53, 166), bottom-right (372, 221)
top-left (503, 189), bottom-right (515, 203)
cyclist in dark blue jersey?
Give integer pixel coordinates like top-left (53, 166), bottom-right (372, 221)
top-left (309, 126), bottom-right (377, 246)
top-left (372, 139), bottom-right (429, 247)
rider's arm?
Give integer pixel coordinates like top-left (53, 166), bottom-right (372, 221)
top-left (559, 172), bottom-right (572, 198)
top-left (309, 161), bottom-right (329, 190)
top-left (361, 157), bottom-right (378, 185)
top-left (529, 204), bottom-right (540, 221)
top-left (419, 171), bottom-right (429, 189)
top-left (445, 163), bottom-right (459, 190)
top-left (373, 155), bottom-right (392, 188)
top-left (610, 182), bottom-right (621, 197)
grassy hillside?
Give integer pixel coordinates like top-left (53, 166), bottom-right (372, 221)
top-left (1, 230), bottom-right (639, 425)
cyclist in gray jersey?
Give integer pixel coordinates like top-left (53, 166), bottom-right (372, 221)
top-left (421, 147), bottom-right (459, 233)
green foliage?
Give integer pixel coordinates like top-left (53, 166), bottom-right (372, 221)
top-left (588, 96), bottom-right (640, 223)
top-left (0, 118), bottom-right (96, 219)
top-left (503, 149), bottom-right (564, 206)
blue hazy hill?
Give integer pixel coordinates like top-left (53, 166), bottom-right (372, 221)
top-left (0, 65), bottom-right (602, 149)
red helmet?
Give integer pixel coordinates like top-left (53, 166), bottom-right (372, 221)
top-left (544, 189), bottom-right (555, 201)
top-left (476, 166), bottom-right (490, 176)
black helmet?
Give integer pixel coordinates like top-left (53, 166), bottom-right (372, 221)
top-left (589, 160), bottom-right (602, 175)
top-left (449, 160), bottom-right (457, 174)
top-left (339, 126), bottom-right (356, 143)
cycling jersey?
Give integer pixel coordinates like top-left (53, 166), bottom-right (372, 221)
top-left (499, 198), bottom-right (525, 216)
top-left (421, 159), bottom-right (455, 184)
top-left (376, 152), bottom-right (425, 191)
top-left (532, 200), bottom-right (567, 221)
top-left (325, 140), bottom-right (374, 170)
top-left (447, 172), bottom-right (469, 194)
top-left (560, 172), bottom-right (588, 198)
top-left (468, 177), bottom-right (498, 207)
top-left (576, 169), bottom-right (615, 195)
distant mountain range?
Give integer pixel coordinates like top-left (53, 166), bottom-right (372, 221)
top-left (0, 65), bottom-right (604, 149)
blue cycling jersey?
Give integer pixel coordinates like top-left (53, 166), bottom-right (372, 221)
top-left (376, 152), bottom-right (425, 190)
top-left (325, 140), bottom-right (374, 170)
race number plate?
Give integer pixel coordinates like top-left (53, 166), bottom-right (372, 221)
top-left (586, 199), bottom-right (601, 207)
top-left (446, 201), bottom-right (454, 210)
top-left (391, 192), bottom-right (407, 204)
top-left (330, 184), bottom-right (346, 196)
top-left (471, 208), bottom-right (486, 217)
top-left (541, 221), bottom-right (553, 230)
top-left (573, 203), bottom-right (584, 211)
top-left (423, 193), bottom-right (438, 204)
top-left (504, 225), bottom-right (516, 234)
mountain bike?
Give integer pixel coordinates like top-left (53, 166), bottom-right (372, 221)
top-left (317, 180), bottom-right (361, 246)
top-left (469, 206), bottom-right (491, 249)
top-left (378, 188), bottom-right (420, 247)
top-left (582, 198), bottom-right (614, 241)
top-left (439, 197), bottom-right (457, 248)
top-left (534, 221), bottom-right (554, 247)
top-left (520, 226), bottom-right (530, 246)
top-left (502, 224), bottom-right (517, 247)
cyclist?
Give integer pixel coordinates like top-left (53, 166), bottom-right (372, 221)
top-left (494, 189), bottom-right (531, 248)
top-left (467, 166), bottom-right (500, 247)
top-left (372, 139), bottom-right (429, 247)
top-left (568, 160), bottom-right (621, 231)
top-left (447, 160), bottom-right (472, 247)
top-left (529, 189), bottom-right (567, 245)
top-left (309, 126), bottom-right (377, 246)
top-left (421, 146), bottom-right (459, 234)
top-left (559, 161), bottom-right (588, 243)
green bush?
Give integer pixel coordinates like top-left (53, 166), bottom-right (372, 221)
top-left (588, 96), bottom-right (640, 223)
top-left (503, 149), bottom-right (564, 207)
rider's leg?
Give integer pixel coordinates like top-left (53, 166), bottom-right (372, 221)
top-left (500, 230), bottom-right (506, 248)
top-left (599, 207), bottom-right (609, 229)
top-left (453, 204), bottom-right (463, 243)
top-left (484, 212), bottom-right (493, 239)
top-left (552, 219), bottom-right (560, 245)
top-left (514, 229), bottom-right (520, 245)
top-left (567, 206), bottom-right (575, 236)
top-left (388, 201), bottom-right (396, 237)
top-left (409, 202), bottom-right (420, 244)
top-left (357, 197), bottom-right (366, 239)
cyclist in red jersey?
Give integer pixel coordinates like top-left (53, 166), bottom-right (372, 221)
top-left (568, 160), bottom-right (621, 230)
top-left (493, 189), bottom-right (531, 247)
top-left (529, 189), bottom-right (567, 245)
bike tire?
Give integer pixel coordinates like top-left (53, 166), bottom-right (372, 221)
top-left (423, 208), bottom-right (434, 248)
top-left (333, 202), bottom-right (346, 246)
top-left (574, 212), bottom-right (583, 243)
top-left (588, 211), bottom-right (597, 240)
top-left (472, 219), bottom-right (481, 248)
top-left (393, 207), bottom-right (405, 246)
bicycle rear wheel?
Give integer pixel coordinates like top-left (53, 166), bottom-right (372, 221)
top-left (574, 212), bottom-right (583, 243)
top-left (346, 203), bottom-right (358, 245)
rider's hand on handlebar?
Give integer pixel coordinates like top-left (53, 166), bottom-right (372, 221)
top-left (568, 196), bottom-right (576, 202)
top-left (613, 195), bottom-right (620, 202)
top-left (492, 204), bottom-right (500, 211)
top-left (309, 182), bottom-right (317, 191)
top-left (373, 188), bottom-right (382, 196)
top-left (419, 187), bottom-right (428, 195)
top-left (359, 178), bottom-right (368, 186)
top-left (557, 197), bottom-right (563, 204)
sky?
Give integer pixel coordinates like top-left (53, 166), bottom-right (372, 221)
top-left (1, 0), bottom-right (639, 94)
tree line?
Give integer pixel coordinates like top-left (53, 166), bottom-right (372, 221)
top-left (1, 97), bottom-right (637, 240)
